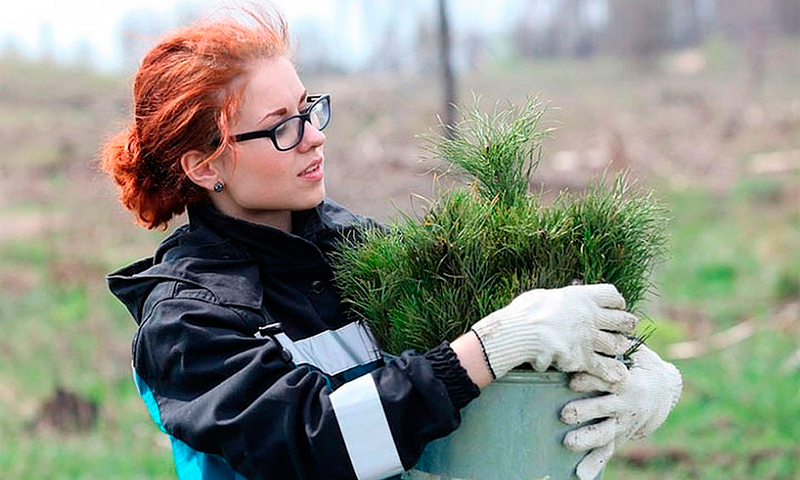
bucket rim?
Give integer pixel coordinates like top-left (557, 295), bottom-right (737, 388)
top-left (496, 369), bottom-right (569, 385)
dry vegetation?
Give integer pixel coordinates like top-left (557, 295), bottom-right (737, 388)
top-left (0, 35), bottom-right (798, 479)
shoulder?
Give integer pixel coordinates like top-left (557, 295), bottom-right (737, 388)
top-left (136, 258), bottom-right (264, 328)
top-left (317, 198), bottom-right (382, 231)
top-left (109, 224), bottom-right (264, 328)
top-left (139, 286), bottom-right (261, 339)
top-left (313, 199), bottom-right (386, 252)
top-left (133, 284), bottom-right (266, 384)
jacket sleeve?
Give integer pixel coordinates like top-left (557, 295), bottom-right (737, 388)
top-left (133, 295), bottom-right (479, 480)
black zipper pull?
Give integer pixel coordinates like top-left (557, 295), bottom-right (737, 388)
top-left (256, 322), bottom-right (294, 363)
top-left (256, 322), bottom-right (283, 339)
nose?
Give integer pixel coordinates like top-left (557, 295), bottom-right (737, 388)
top-left (297, 120), bottom-right (326, 152)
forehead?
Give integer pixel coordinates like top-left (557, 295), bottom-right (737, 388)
top-left (237, 56), bottom-right (305, 124)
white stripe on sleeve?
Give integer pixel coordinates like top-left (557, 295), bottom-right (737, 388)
top-left (275, 321), bottom-right (381, 376)
top-left (329, 373), bottom-right (405, 480)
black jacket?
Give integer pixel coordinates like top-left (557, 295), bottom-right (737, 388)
top-left (107, 199), bottom-right (479, 480)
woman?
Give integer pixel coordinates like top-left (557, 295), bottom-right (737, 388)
top-left (103, 9), bottom-right (681, 480)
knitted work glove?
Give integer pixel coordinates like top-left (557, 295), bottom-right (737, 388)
top-left (471, 284), bottom-right (637, 383)
top-left (560, 343), bottom-right (683, 480)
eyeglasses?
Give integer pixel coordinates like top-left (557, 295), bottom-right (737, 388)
top-left (230, 94), bottom-right (331, 151)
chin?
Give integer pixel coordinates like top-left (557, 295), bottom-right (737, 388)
top-left (313, 185), bottom-right (326, 205)
top-left (300, 186), bottom-right (326, 210)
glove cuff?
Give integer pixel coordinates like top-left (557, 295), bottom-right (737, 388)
top-left (470, 327), bottom-right (496, 379)
top-left (471, 309), bottom-right (540, 379)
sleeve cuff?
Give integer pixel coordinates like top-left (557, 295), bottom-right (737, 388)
top-left (424, 342), bottom-right (480, 410)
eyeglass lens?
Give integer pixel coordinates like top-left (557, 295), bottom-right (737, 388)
top-left (275, 97), bottom-right (330, 150)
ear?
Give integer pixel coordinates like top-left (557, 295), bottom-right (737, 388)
top-left (181, 150), bottom-right (221, 191)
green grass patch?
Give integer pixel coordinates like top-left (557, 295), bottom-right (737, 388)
top-left (606, 179), bottom-right (800, 479)
top-left (652, 184), bottom-right (799, 325)
top-left (0, 379), bottom-right (174, 480)
top-left (608, 330), bottom-right (800, 480)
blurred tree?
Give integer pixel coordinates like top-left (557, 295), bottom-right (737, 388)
top-left (607, 0), bottom-right (671, 71)
top-left (438, 0), bottom-right (458, 138)
top-left (1, 37), bottom-right (23, 62)
top-left (718, 0), bottom-right (770, 94)
top-left (511, 6), bottom-right (538, 59)
top-left (672, 0), bottom-right (702, 47)
top-left (463, 30), bottom-right (489, 71)
top-left (362, 0), bottom-right (409, 73)
top-left (294, 17), bottom-right (339, 74)
top-left (744, 1), bottom-right (769, 93)
top-left (414, 16), bottom-right (439, 73)
top-left (552, 0), bottom-right (596, 57)
top-left (374, 14), bottom-right (401, 71)
top-left (512, 1), bottom-right (556, 59)
top-left (773, 0), bottom-right (800, 35)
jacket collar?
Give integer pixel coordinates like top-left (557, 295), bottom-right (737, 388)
top-left (107, 199), bottom-right (371, 323)
top-left (188, 201), bottom-right (328, 268)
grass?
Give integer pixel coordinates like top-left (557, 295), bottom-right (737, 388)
top-left (608, 331), bottom-right (799, 480)
top-left (654, 179), bottom-right (799, 324)
top-left (608, 177), bottom-right (800, 479)
top-left (0, 233), bottom-right (175, 479)
top-left (1, 35), bottom-right (798, 479)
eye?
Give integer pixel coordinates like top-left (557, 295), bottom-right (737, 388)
top-left (274, 120), bottom-right (295, 140)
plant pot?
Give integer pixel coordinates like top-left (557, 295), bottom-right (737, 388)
top-left (403, 370), bottom-right (603, 480)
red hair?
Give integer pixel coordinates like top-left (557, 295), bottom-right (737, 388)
top-left (101, 8), bottom-right (289, 229)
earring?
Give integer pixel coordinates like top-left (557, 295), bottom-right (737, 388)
top-left (213, 180), bottom-right (224, 193)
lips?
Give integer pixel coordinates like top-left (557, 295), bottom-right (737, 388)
top-left (298, 158), bottom-right (323, 180)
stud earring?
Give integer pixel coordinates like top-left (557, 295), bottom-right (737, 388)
top-left (213, 180), bottom-right (224, 193)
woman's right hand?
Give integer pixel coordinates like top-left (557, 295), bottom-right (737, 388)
top-left (470, 284), bottom-right (637, 383)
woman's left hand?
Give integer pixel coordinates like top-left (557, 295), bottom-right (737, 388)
top-left (559, 343), bottom-right (683, 480)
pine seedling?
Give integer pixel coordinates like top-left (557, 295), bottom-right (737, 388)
top-left (429, 95), bottom-right (554, 207)
top-left (332, 97), bottom-right (668, 357)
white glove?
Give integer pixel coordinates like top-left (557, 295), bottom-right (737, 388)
top-left (471, 283), bottom-right (637, 383)
top-left (560, 343), bottom-right (683, 480)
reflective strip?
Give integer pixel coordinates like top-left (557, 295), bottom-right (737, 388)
top-left (329, 374), bottom-right (404, 480)
top-left (275, 321), bottom-right (381, 376)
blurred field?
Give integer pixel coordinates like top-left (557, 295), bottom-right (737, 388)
top-left (1, 35), bottom-right (799, 479)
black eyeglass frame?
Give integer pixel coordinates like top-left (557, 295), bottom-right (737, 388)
top-left (230, 94), bottom-right (331, 151)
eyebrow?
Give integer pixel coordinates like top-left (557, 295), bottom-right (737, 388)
top-left (257, 90), bottom-right (309, 126)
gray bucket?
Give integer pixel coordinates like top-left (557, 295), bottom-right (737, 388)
top-left (404, 370), bottom-right (603, 480)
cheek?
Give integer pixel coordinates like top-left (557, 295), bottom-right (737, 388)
top-left (259, 159), bottom-right (293, 183)
top-left (231, 154), bottom-right (295, 195)
top-left (233, 148), bottom-right (288, 180)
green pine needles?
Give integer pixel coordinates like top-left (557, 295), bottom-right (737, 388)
top-left (332, 96), bottom-right (669, 356)
top-left (435, 96), bottom-right (551, 208)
